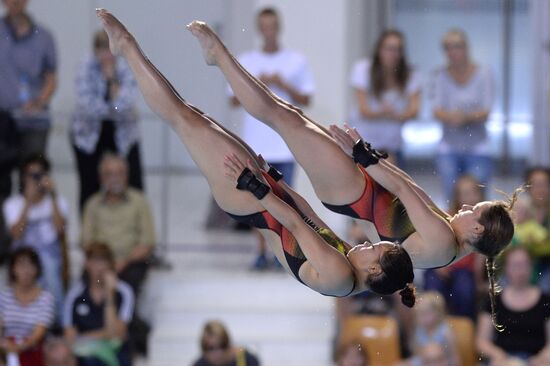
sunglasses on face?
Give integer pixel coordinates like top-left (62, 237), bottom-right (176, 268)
top-left (443, 42), bottom-right (465, 51)
top-left (203, 344), bottom-right (228, 352)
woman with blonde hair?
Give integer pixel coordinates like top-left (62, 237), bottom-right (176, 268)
top-left (396, 292), bottom-right (459, 366)
top-left (193, 321), bottom-right (259, 366)
top-left (432, 29), bottom-right (495, 201)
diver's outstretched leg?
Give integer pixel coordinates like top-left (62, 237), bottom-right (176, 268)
top-left (97, 9), bottom-right (262, 215)
top-left (188, 21), bottom-right (364, 205)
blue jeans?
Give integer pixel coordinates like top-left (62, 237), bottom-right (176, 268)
top-left (424, 268), bottom-right (476, 319)
top-left (436, 153), bottom-right (494, 200)
top-left (269, 161), bottom-right (295, 187)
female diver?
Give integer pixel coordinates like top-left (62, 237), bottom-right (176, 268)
top-left (186, 20), bottom-right (517, 322)
top-left (95, 9), bottom-right (417, 306)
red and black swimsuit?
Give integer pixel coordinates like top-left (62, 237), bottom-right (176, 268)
top-left (227, 172), bottom-right (355, 296)
top-left (322, 165), bottom-right (416, 242)
top-left (322, 165), bottom-right (456, 269)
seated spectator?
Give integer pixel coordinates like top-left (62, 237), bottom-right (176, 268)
top-left (81, 153), bottom-right (155, 295)
top-left (477, 247), bottom-right (550, 365)
top-left (335, 341), bottom-right (368, 366)
top-left (424, 175), bottom-right (484, 319)
top-left (192, 320), bottom-right (260, 366)
top-left (513, 167), bottom-right (550, 292)
top-left (72, 30), bottom-right (143, 212)
top-left (43, 337), bottom-right (77, 366)
top-left (396, 292), bottom-right (459, 366)
top-left (63, 243), bottom-right (134, 366)
top-left (0, 248), bottom-right (55, 366)
top-left (2, 154), bottom-right (69, 319)
top-left (415, 342), bottom-right (453, 366)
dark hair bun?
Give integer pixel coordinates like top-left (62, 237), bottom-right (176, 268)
top-left (399, 285), bottom-right (416, 308)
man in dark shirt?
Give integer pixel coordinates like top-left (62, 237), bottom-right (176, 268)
top-left (0, 0), bottom-right (57, 159)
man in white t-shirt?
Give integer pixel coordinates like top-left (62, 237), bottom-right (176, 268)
top-left (229, 7), bottom-right (315, 270)
top-left (3, 154), bottom-right (69, 319)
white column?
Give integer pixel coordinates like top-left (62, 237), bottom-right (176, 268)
top-left (531, 0), bottom-right (550, 166)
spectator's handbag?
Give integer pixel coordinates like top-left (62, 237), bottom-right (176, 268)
top-left (6, 338), bottom-right (44, 366)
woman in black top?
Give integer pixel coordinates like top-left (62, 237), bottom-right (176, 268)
top-left (193, 321), bottom-right (259, 366)
top-left (477, 247), bottom-right (550, 365)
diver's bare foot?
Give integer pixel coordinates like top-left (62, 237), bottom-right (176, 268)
top-left (187, 20), bottom-right (225, 65)
top-left (96, 8), bottom-right (134, 55)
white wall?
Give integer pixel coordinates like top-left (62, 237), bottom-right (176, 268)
top-left (530, 0), bottom-right (550, 166)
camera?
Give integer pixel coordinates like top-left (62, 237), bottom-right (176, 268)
top-left (29, 172), bottom-right (45, 182)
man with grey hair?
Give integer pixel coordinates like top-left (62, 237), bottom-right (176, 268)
top-left (81, 153), bottom-right (155, 295)
top-left (43, 338), bottom-right (77, 366)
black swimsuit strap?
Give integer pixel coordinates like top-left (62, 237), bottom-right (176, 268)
top-left (419, 250), bottom-right (459, 270)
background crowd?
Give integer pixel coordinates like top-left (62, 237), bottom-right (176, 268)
top-left (0, 1), bottom-right (548, 366)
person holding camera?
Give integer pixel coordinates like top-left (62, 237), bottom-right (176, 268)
top-left (2, 154), bottom-right (69, 321)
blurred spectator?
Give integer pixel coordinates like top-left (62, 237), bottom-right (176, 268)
top-left (71, 30), bottom-right (143, 212)
top-left (0, 248), bottom-right (55, 366)
top-left (0, 0), bottom-right (57, 159)
top-left (3, 154), bottom-right (68, 319)
top-left (513, 167), bottom-right (550, 292)
top-left (424, 175), bottom-right (485, 319)
top-left (335, 341), bottom-right (368, 366)
top-left (43, 337), bottom-right (77, 366)
top-left (432, 29), bottom-right (495, 200)
top-left (349, 29), bottom-right (421, 166)
top-left (396, 292), bottom-right (459, 366)
top-left (192, 320), bottom-right (260, 366)
top-left (228, 7), bottom-right (315, 270)
top-left (81, 153), bottom-right (155, 295)
top-left (63, 243), bottom-right (134, 366)
top-left (415, 342), bottom-right (453, 366)
top-left (476, 247), bottom-right (550, 365)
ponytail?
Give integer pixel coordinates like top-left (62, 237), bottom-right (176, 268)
top-left (399, 284), bottom-right (416, 308)
top-left (486, 257), bottom-right (504, 331)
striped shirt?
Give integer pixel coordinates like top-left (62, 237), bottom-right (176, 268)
top-left (63, 280), bottom-right (134, 331)
top-left (0, 287), bottom-right (54, 340)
